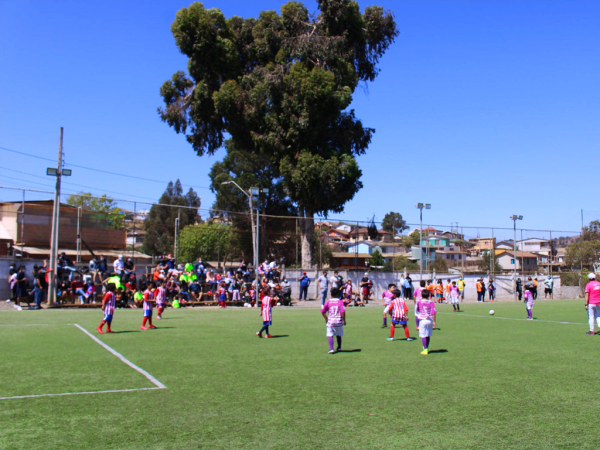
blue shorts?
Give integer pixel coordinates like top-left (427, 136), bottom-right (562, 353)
top-left (263, 321), bottom-right (272, 326)
top-left (392, 319), bottom-right (407, 325)
top-left (103, 313), bottom-right (113, 322)
top-left (143, 310), bottom-right (153, 317)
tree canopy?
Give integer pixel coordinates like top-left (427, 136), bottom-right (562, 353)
top-left (66, 192), bottom-right (123, 229)
top-left (142, 180), bottom-right (201, 256)
top-left (178, 223), bottom-right (232, 263)
top-left (159, 0), bottom-right (398, 267)
top-left (565, 221), bottom-right (600, 271)
top-left (381, 212), bottom-right (408, 233)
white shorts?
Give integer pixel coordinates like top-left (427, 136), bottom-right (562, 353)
top-left (418, 319), bottom-right (433, 338)
top-left (450, 296), bottom-right (459, 305)
top-left (526, 303), bottom-right (533, 310)
top-left (326, 325), bottom-right (344, 337)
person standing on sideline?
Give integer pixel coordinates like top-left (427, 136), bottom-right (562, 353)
top-left (360, 272), bottom-right (372, 304)
top-left (516, 277), bottom-right (523, 301)
top-left (488, 278), bottom-right (496, 302)
top-left (476, 278), bottom-right (484, 302)
top-left (544, 275), bottom-right (554, 299)
top-left (403, 275), bottom-right (413, 299)
top-left (330, 271), bottom-right (342, 299)
top-left (584, 273), bottom-right (600, 335)
top-left (457, 276), bottom-right (466, 302)
top-left (318, 271), bottom-right (329, 306)
top-left (298, 271), bottom-right (310, 301)
top-left (532, 277), bottom-right (539, 300)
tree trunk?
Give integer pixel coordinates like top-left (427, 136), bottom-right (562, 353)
top-left (300, 208), bottom-right (314, 269)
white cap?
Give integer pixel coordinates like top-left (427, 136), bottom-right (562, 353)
top-left (118, 254), bottom-right (123, 259)
top-left (589, 273), bottom-right (596, 279)
top-left (364, 272), bottom-right (368, 276)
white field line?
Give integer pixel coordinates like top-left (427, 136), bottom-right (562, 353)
top-left (0, 387), bottom-right (162, 401)
top-left (438, 312), bottom-right (585, 325)
top-left (73, 324), bottom-right (166, 389)
top-left (0, 324), bottom-right (166, 401)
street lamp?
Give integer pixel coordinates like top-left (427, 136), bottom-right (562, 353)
top-left (221, 180), bottom-right (256, 269)
top-left (250, 187), bottom-right (269, 270)
top-left (510, 215), bottom-right (523, 300)
top-left (416, 203), bottom-right (431, 282)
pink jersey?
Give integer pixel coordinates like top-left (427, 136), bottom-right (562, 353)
top-left (382, 290), bottom-right (394, 306)
top-left (155, 286), bottom-right (167, 304)
top-left (386, 298), bottom-right (408, 321)
top-left (261, 296), bottom-right (273, 321)
top-left (414, 288), bottom-right (423, 301)
top-left (449, 286), bottom-right (460, 299)
top-left (416, 299), bottom-right (436, 320)
top-left (103, 292), bottom-right (116, 315)
top-left (345, 284), bottom-right (352, 297)
top-left (524, 290), bottom-right (534, 307)
top-left (586, 280), bottom-right (600, 305)
top-left (321, 299), bottom-right (345, 327)
top-left (143, 290), bottom-right (154, 311)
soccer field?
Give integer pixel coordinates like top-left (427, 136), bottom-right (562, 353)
top-left (1, 300), bottom-right (598, 449)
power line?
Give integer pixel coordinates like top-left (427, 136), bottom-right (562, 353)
top-left (0, 146), bottom-right (212, 191)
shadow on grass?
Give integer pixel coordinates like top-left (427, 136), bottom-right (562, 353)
top-left (110, 330), bottom-right (140, 334)
top-left (428, 349), bottom-right (448, 354)
top-left (268, 335), bottom-right (289, 338)
top-left (337, 349), bottom-right (361, 353)
top-left (433, 328), bottom-right (442, 331)
top-left (148, 327), bottom-right (175, 330)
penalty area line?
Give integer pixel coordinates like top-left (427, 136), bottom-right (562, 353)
top-left (74, 324), bottom-right (166, 389)
top-left (438, 312), bottom-right (585, 325)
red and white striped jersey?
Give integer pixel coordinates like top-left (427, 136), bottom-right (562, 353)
top-left (261, 296), bottom-right (273, 321)
top-left (385, 298), bottom-right (408, 321)
top-left (143, 289), bottom-right (154, 311)
top-left (155, 286), bottom-right (167, 304)
top-left (103, 292), bottom-right (116, 315)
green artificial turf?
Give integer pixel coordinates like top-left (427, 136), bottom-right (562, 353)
top-left (1, 300), bottom-right (599, 449)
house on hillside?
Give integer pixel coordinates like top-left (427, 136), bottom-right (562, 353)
top-left (496, 249), bottom-right (538, 272)
top-left (330, 252), bottom-right (372, 269)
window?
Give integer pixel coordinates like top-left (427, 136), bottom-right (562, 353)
top-left (343, 258), bottom-right (349, 265)
top-left (511, 259), bottom-right (515, 264)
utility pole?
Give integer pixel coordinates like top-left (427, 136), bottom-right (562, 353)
top-left (174, 215), bottom-right (179, 264)
top-left (76, 206), bottom-right (82, 262)
top-left (510, 215), bottom-right (523, 299)
top-left (48, 128), bottom-right (64, 305)
top-left (416, 203), bottom-right (431, 282)
top-left (20, 190), bottom-right (25, 257)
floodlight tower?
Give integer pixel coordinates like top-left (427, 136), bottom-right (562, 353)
top-left (510, 214), bottom-right (523, 299)
top-left (416, 203), bottom-right (431, 281)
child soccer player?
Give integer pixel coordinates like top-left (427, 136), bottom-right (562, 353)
top-left (218, 282), bottom-right (227, 308)
top-left (414, 280), bottom-right (425, 331)
top-left (97, 283), bottom-right (116, 334)
top-left (321, 287), bottom-right (346, 354)
top-left (385, 289), bottom-right (413, 341)
top-left (416, 289), bottom-right (437, 355)
top-left (155, 281), bottom-right (167, 319)
top-left (256, 286), bottom-right (274, 338)
top-left (524, 287), bottom-right (534, 320)
top-left (381, 283), bottom-right (395, 328)
top-left (141, 282), bottom-right (157, 330)
top-left (449, 281), bottom-right (460, 312)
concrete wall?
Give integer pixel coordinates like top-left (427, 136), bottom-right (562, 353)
top-left (282, 269), bottom-right (566, 302)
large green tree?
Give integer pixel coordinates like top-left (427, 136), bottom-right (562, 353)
top-left (142, 180), bottom-right (201, 256)
top-left (159, 0), bottom-right (398, 267)
top-left (66, 192), bottom-right (123, 230)
top-left (381, 211), bottom-right (408, 234)
top-left (178, 223), bottom-right (232, 263)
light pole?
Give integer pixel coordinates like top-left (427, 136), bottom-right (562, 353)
top-left (221, 181), bottom-right (256, 269)
top-left (510, 215), bottom-right (523, 299)
top-left (250, 187), bottom-right (269, 271)
top-left (416, 203), bottom-right (431, 282)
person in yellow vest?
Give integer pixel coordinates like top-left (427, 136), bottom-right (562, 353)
top-left (457, 276), bottom-right (466, 302)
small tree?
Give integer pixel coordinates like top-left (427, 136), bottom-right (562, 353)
top-left (66, 192), bottom-right (124, 229)
top-left (384, 255), bottom-right (419, 272)
top-left (432, 257), bottom-right (448, 272)
top-left (401, 231), bottom-right (421, 248)
top-left (370, 249), bottom-right (385, 266)
top-left (565, 240), bottom-right (600, 271)
top-left (178, 223), bottom-right (231, 263)
top-left (478, 254), bottom-right (503, 273)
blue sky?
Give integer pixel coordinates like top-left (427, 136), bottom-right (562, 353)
top-left (1, 0), bottom-right (598, 239)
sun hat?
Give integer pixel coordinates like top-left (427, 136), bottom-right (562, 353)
top-left (589, 273), bottom-right (596, 279)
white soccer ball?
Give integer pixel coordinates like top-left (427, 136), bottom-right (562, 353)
top-left (489, 310), bottom-right (495, 315)
top-left (244, 303), bottom-right (250, 308)
top-left (276, 302), bottom-right (281, 306)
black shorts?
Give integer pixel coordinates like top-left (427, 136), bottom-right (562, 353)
top-left (544, 288), bottom-right (552, 294)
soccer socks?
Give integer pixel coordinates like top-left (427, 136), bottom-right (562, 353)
top-left (527, 309), bottom-right (532, 319)
top-left (328, 336), bottom-right (334, 352)
top-left (426, 336), bottom-right (430, 348)
top-left (421, 337), bottom-right (427, 349)
top-left (258, 324), bottom-right (269, 335)
top-left (157, 306), bottom-right (164, 317)
top-left (403, 325), bottom-right (410, 339)
top-left (390, 324), bottom-right (395, 338)
top-left (142, 317), bottom-right (148, 326)
top-left (336, 336), bottom-right (342, 350)
top-left (383, 316), bottom-right (387, 326)
top-left (97, 320), bottom-right (106, 334)
top-left (220, 300), bottom-right (227, 308)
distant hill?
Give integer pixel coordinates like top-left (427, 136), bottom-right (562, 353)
top-left (555, 235), bottom-right (580, 247)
